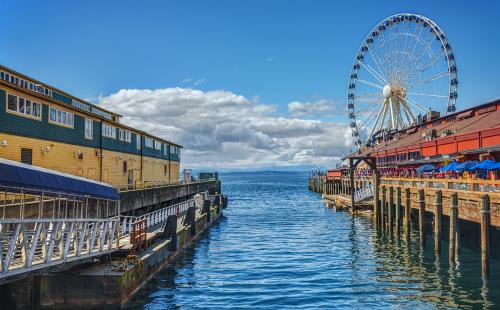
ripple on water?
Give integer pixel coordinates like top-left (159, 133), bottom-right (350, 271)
top-left (126, 172), bottom-right (500, 310)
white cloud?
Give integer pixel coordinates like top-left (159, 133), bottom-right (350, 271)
top-left (288, 99), bottom-right (338, 118)
top-left (98, 88), bottom-right (352, 170)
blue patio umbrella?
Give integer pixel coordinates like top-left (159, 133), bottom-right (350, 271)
top-left (455, 161), bottom-right (478, 172)
top-left (440, 161), bottom-right (459, 172)
top-left (473, 159), bottom-right (496, 170)
top-left (487, 162), bottom-right (500, 170)
top-left (416, 164), bottom-right (435, 174)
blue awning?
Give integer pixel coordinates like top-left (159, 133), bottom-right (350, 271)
top-left (0, 158), bottom-right (119, 200)
top-left (440, 161), bottom-right (459, 172)
top-left (456, 161), bottom-right (479, 172)
top-left (489, 162), bottom-right (500, 170)
top-left (416, 164), bottom-right (435, 174)
top-left (473, 160), bottom-right (496, 170)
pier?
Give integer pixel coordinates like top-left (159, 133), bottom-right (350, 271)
top-left (0, 159), bottom-right (226, 308)
top-left (309, 171), bottom-right (499, 278)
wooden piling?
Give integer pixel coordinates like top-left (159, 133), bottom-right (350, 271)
top-left (388, 187), bottom-right (393, 234)
top-left (381, 186), bottom-right (386, 233)
top-left (404, 188), bottom-right (410, 242)
top-left (480, 195), bottom-right (490, 278)
top-left (349, 159), bottom-right (355, 217)
top-left (373, 171), bottom-right (380, 228)
top-left (395, 187), bottom-right (401, 237)
top-left (418, 189), bottom-right (425, 247)
top-left (449, 193), bottom-right (458, 262)
top-left (434, 191), bottom-right (442, 255)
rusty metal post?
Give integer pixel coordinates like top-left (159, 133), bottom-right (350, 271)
top-left (395, 187), bottom-right (401, 237)
top-left (449, 193), bottom-right (458, 262)
top-left (388, 187), bottom-right (393, 234)
top-left (404, 188), bottom-right (410, 242)
top-left (418, 189), bottom-right (425, 247)
top-left (481, 195), bottom-right (490, 278)
top-left (434, 191), bottom-right (442, 255)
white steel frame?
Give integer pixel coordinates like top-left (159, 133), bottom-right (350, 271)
top-left (347, 13), bottom-right (458, 148)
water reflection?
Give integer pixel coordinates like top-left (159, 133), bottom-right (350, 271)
top-left (126, 172), bottom-right (499, 309)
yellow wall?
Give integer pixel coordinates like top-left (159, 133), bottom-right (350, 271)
top-left (0, 132), bottom-right (180, 186)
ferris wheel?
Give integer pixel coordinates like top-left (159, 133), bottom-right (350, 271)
top-left (347, 13), bottom-right (458, 148)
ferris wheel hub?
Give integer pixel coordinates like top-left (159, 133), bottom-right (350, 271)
top-left (383, 85), bottom-right (392, 98)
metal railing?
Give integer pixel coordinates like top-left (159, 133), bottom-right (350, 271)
top-left (0, 217), bottom-right (119, 280)
top-left (119, 199), bottom-right (195, 235)
top-left (354, 185), bottom-right (374, 202)
top-left (116, 179), bottom-right (217, 192)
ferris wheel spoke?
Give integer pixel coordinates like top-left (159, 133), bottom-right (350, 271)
top-left (406, 92), bottom-right (448, 98)
top-left (358, 60), bottom-right (388, 85)
top-left (388, 97), bottom-right (396, 129)
top-left (400, 100), bottom-right (416, 124)
top-left (367, 102), bottom-right (387, 142)
top-left (368, 47), bottom-right (389, 80)
top-left (359, 106), bottom-right (380, 128)
top-left (354, 91), bottom-right (382, 98)
top-left (355, 79), bottom-right (384, 90)
top-left (406, 71), bottom-right (449, 89)
top-left (403, 50), bottom-right (446, 86)
top-left (409, 34), bottom-right (438, 73)
top-left (398, 22), bottom-right (413, 79)
top-left (397, 95), bottom-right (429, 113)
top-left (356, 101), bottom-right (381, 114)
top-left (399, 26), bottom-right (430, 84)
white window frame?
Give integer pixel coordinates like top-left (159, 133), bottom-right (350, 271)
top-left (102, 123), bottom-right (116, 139)
top-left (119, 129), bottom-right (132, 143)
top-left (48, 106), bottom-right (74, 128)
top-left (136, 134), bottom-right (141, 150)
top-left (144, 137), bottom-right (153, 148)
top-left (6, 93), bottom-right (42, 120)
top-left (84, 118), bottom-right (93, 140)
top-left (154, 140), bottom-right (162, 150)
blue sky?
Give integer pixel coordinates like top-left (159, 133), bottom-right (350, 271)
top-left (1, 1), bottom-right (499, 169)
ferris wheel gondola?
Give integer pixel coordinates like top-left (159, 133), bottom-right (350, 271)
top-left (347, 13), bottom-right (458, 148)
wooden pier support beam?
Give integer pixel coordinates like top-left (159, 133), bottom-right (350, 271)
top-left (404, 188), bottom-right (410, 242)
top-left (434, 191), bottom-right (442, 255)
top-left (373, 171), bottom-right (380, 228)
top-left (418, 189), bottom-right (426, 247)
top-left (449, 193), bottom-right (458, 262)
top-left (381, 186), bottom-right (386, 233)
top-left (395, 187), bottom-right (401, 237)
top-left (481, 195), bottom-right (490, 278)
top-left (349, 158), bottom-right (355, 217)
top-left (388, 187), bottom-right (393, 234)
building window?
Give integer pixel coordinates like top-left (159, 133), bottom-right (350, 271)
top-left (136, 134), bottom-right (141, 150)
top-left (6, 93), bottom-right (41, 119)
top-left (119, 129), bottom-right (132, 143)
top-left (145, 137), bottom-right (153, 148)
top-left (49, 107), bottom-right (74, 127)
top-left (163, 144), bottom-right (168, 156)
top-left (154, 140), bottom-right (162, 150)
top-left (85, 118), bottom-right (93, 140)
top-left (102, 123), bottom-right (116, 139)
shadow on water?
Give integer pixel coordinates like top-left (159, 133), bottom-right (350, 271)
top-left (125, 172), bottom-right (500, 309)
